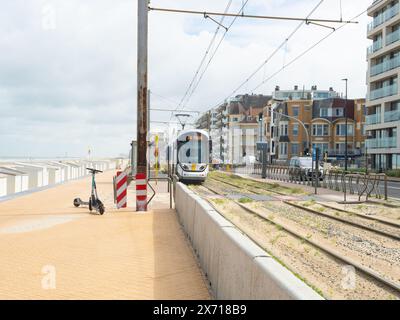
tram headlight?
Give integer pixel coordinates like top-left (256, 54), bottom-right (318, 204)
top-left (199, 165), bottom-right (205, 171)
top-left (182, 164), bottom-right (189, 170)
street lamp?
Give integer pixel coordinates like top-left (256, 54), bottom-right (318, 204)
top-left (342, 78), bottom-right (348, 172)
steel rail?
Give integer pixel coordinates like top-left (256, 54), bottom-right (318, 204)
top-left (211, 175), bottom-right (400, 240)
top-left (316, 202), bottom-right (400, 229)
top-left (284, 201), bottom-right (400, 241)
top-left (208, 176), bottom-right (264, 195)
top-left (198, 184), bottom-right (400, 295)
top-left (210, 175), bottom-right (289, 196)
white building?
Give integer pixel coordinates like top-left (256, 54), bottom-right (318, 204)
top-left (366, 0), bottom-right (400, 170)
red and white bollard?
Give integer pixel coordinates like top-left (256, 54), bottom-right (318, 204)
top-left (115, 171), bottom-right (127, 209)
top-left (135, 172), bottom-right (147, 211)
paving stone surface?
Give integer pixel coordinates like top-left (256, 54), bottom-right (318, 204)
top-left (0, 171), bottom-right (210, 300)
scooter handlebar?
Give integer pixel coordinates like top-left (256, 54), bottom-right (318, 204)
top-left (86, 168), bottom-right (103, 174)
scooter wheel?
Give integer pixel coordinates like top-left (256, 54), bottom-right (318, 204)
top-left (98, 201), bottom-right (105, 215)
top-left (73, 198), bottom-right (81, 207)
top-left (88, 198), bottom-right (93, 211)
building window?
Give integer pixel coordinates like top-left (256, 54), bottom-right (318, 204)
top-left (320, 108), bottom-right (332, 117)
top-left (292, 123), bottom-right (299, 136)
top-left (291, 143), bottom-right (299, 156)
top-left (292, 107), bottom-right (299, 117)
top-left (336, 124), bottom-right (354, 136)
top-left (334, 108), bottom-right (344, 117)
top-left (280, 142), bottom-right (288, 156)
top-left (312, 143), bottom-right (329, 158)
top-left (280, 123), bottom-right (288, 136)
top-left (312, 124), bottom-right (329, 136)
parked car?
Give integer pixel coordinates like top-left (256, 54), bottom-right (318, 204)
top-left (289, 157), bottom-right (324, 181)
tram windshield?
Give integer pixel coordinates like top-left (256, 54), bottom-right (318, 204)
top-left (177, 132), bottom-right (208, 164)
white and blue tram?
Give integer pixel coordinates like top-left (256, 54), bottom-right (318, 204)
top-left (167, 129), bottom-right (210, 183)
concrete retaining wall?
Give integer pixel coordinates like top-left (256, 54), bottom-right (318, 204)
top-left (174, 182), bottom-right (323, 300)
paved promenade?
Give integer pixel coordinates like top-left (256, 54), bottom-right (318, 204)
top-left (0, 171), bottom-right (210, 299)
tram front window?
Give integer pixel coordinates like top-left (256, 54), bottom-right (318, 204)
top-left (177, 133), bottom-right (208, 170)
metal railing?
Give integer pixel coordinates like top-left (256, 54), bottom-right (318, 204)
top-left (367, 38), bottom-right (383, 55)
top-left (368, 3), bottom-right (399, 32)
top-left (369, 83), bottom-right (398, 100)
top-left (387, 28), bottom-right (400, 45)
top-left (366, 113), bottom-right (381, 125)
top-left (384, 109), bottom-right (400, 122)
top-left (370, 55), bottom-right (400, 76)
top-left (366, 137), bottom-right (397, 148)
top-left (222, 164), bottom-right (388, 201)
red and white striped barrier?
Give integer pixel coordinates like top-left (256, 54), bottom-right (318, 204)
top-left (136, 172), bottom-right (147, 211)
top-left (116, 171), bottom-right (127, 209)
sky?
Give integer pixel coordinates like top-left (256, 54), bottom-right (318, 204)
top-left (0, 0), bottom-right (372, 158)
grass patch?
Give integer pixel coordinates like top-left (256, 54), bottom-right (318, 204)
top-left (238, 197), bottom-right (253, 204)
top-left (302, 200), bottom-right (316, 208)
top-left (212, 199), bottom-right (226, 205)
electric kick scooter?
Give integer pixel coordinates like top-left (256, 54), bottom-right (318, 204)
top-left (73, 168), bottom-right (105, 215)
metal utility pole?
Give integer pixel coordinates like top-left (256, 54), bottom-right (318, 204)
top-left (342, 78), bottom-right (348, 172)
top-left (136, 0), bottom-right (148, 212)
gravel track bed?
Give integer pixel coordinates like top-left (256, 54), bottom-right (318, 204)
top-left (207, 197), bottom-right (400, 300)
top-left (304, 202), bottom-right (400, 239)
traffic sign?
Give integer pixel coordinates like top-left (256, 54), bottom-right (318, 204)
top-left (256, 142), bottom-right (268, 151)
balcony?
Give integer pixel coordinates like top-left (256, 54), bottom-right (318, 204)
top-left (384, 109), bottom-right (400, 122)
top-left (386, 29), bottom-right (400, 45)
top-left (366, 137), bottom-right (397, 148)
top-left (368, 3), bottom-right (399, 32)
top-left (366, 113), bottom-right (381, 124)
top-left (367, 38), bottom-right (383, 55)
top-left (370, 55), bottom-right (400, 76)
top-left (369, 83), bottom-right (398, 100)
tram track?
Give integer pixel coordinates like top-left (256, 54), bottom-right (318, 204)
top-left (190, 179), bottom-right (400, 298)
top-left (208, 175), bottom-right (400, 241)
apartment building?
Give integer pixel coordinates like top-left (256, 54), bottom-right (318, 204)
top-left (267, 89), bottom-right (366, 164)
top-left (367, 0), bottom-right (400, 170)
top-left (196, 94), bottom-right (271, 164)
top-left (268, 86), bottom-right (336, 161)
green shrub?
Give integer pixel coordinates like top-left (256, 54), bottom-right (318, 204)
top-left (386, 169), bottom-right (400, 178)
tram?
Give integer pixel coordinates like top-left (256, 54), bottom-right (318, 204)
top-left (167, 129), bottom-right (210, 183)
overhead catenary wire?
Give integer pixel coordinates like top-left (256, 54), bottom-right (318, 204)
top-left (174, 0), bottom-right (234, 114)
top-left (211, 0), bottom-right (325, 109)
top-left (182, 0), bottom-right (251, 109)
top-left (250, 8), bottom-right (367, 93)
top-left (150, 91), bottom-right (199, 112)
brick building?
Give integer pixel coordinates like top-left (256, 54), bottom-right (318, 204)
top-left (268, 97), bottom-right (366, 164)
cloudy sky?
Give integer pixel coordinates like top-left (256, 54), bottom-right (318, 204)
top-left (0, 0), bottom-right (371, 158)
